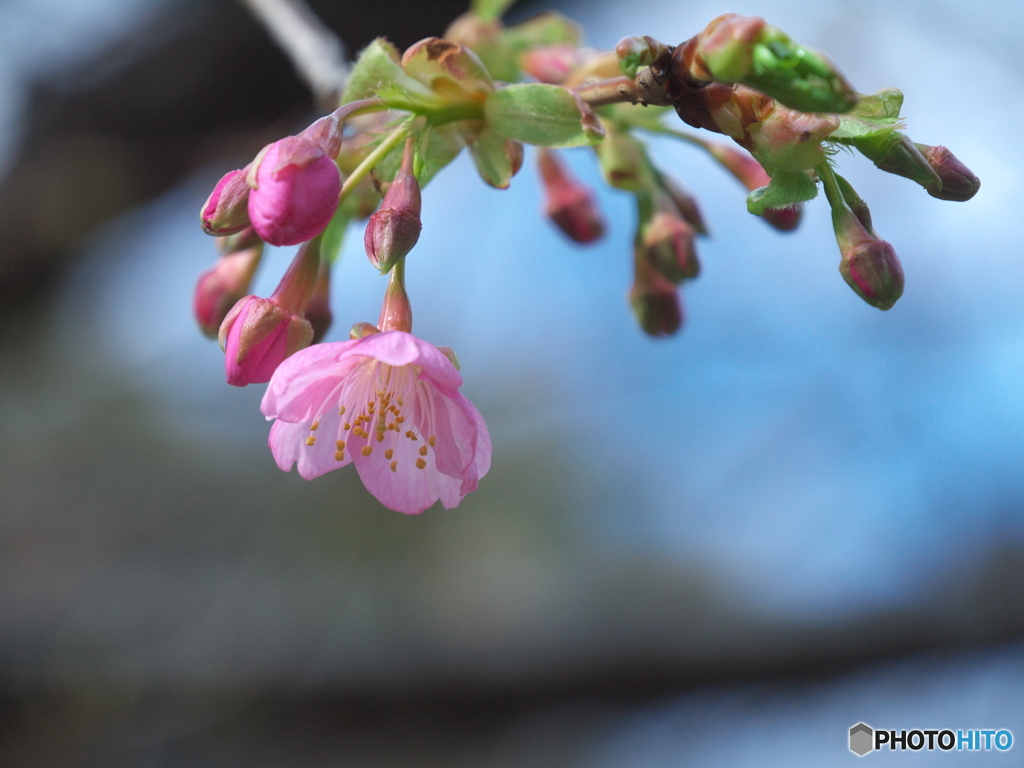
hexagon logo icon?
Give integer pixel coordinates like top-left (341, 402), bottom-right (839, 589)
top-left (850, 723), bottom-right (874, 756)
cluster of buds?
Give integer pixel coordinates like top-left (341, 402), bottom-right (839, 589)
top-left (193, 0), bottom-right (979, 512)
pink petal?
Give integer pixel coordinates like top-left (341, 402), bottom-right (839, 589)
top-left (354, 331), bottom-right (463, 391)
top-left (268, 411), bottom-right (351, 480)
top-left (261, 339), bottom-right (361, 423)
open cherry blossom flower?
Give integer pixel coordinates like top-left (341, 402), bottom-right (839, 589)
top-left (261, 331), bottom-right (491, 514)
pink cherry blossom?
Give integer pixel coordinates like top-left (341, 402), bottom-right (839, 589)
top-left (247, 136), bottom-right (341, 247)
top-left (261, 331), bottom-right (491, 514)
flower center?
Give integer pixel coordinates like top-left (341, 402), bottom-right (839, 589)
top-left (306, 359), bottom-right (438, 472)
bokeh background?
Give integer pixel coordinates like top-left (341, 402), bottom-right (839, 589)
top-left (1, 0), bottom-right (1022, 765)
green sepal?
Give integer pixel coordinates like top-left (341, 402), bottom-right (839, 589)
top-left (830, 88), bottom-right (904, 141)
top-left (746, 170), bottom-right (818, 215)
top-left (471, 0), bottom-right (516, 22)
top-left (465, 124), bottom-right (518, 188)
top-left (596, 126), bottom-right (654, 192)
top-left (342, 38), bottom-right (435, 104)
top-left (483, 84), bottom-right (604, 147)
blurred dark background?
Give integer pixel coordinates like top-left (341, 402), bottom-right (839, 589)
top-left (1, 0), bottom-right (1022, 765)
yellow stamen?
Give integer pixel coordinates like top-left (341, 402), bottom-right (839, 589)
top-left (336, 440), bottom-right (346, 451)
top-left (385, 449), bottom-right (394, 460)
top-left (418, 445), bottom-right (428, 457)
top-left (390, 460), bottom-right (398, 473)
top-left (361, 445), bottom-right (373, 457)
top-left (334, 451), bottom-right (345, 461)
top-left (415, 458), bottom-right (427, 470)
top-left (428, 435), bottom-right (436, 447)
top-left (305, 436), bottom-right (316, 447)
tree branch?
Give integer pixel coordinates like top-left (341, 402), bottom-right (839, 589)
top-left (240, 0), bottom-right (350, 109)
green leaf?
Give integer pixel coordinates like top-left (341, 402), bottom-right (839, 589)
top-left (830, 88), bottom-right (905, 141)
top-left (342, 38), bottom-right (434, 104)
top-left (484, 84), bottom-right (603, 147)
top-left (746, 170), bottom-right (818, 215)
top-left (471, 0), bottom-right (517, 22)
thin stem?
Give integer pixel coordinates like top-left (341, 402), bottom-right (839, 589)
top-left (816, 161), bottom-right (845, 210)
top-left (240, 0), bottom-right (349, 109)
top-left (337, 121), bottom-right (412, 206)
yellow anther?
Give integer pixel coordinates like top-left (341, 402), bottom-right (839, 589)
top-left (361, 445), bottom-right (373, 457)
top-left (385, 449), bottom-right (394, 460)
top-left (310, 421), bottom-right (319, 431)
top-left (343, 422), bottom-right (351, 430)
top-left (418, 445), bottom-right (428, 457)
top-left (375, 432), bottom-right (385, 442)
top-left (405, 430), bottom-right (417, 440)
top-left (305, 436), bottom-right (316, 446)
top-left (354, 427), bottom-right (368, 439)
top-left (395, 416), bottom-right (405, 424)
top-left (390, 460), bottom-right (398, 473)
top-left (339, 405), bottom-right (346, 415)
top-left (428, 435), bottom-right (437, 447)
top-left (415, 458), bottom-right (427, 470)
top-left (388, 422), bottom-right (397, 431)
top-left (336, 440), bottom-right (345, 451)
top-left (334, 451), bottom-right (345, 461)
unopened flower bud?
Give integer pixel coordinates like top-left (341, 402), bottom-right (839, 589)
top-left (615, 35), bottom-right (671, 78)
top-left (519, 45), bottom-right (583, 84)
top-left (759, 205), bottom-right (802, 231)
top-left (596, 127), bottom-right (646, 191)
top-left (200, 168), bottom-right (251, 235)
top-left (831, 199), bottom-right (903, 310)
top-left (193, 241), bottom-right (263, 338)
top-left (537, 148), bottom-right (605, 244)
top-left (916, 144), bottom-right (980, 202)
top-left (659, 175), bottom-right (708, 235)
top-left (630, 245), bottom-right (684, 337)
top-left (247, 136), bottom-right (341, 246)
top-left (216, 235), bottom-right (322, 385)
top-left (364, 168), bottom-right (422, 273)
top-left (857, 132), bottom-right (941, 189)
top-left (629, 278), bottom-right (684, 338)
top-left (639, 194), bottom-right (700, 284)
top-left (219, 296), bottom-right (314, 386)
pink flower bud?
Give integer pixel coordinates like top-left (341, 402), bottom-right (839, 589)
top-left (218, 296), bottom-right (314, 386)
top-left (630, 245), bottom-right (684, 337)
top-left (659, 175), bottom-right (708, 235)
top-left (759, 205), bottom-right (803, 231)
top-left (537, 148), bottom-right (605, 244)
top-left (639, 208), bottom-right (700, 284)
top-left (193, 241), bottom-right (263, 338)
top-left (917, 144), bottom-right (981, 202)
top-left (200, 169), bottom-right (251, 235)
top-left (629, 279), bottom-right (684, 338)
top-left (247, 137), bottom-right (341, 247)
top-left (519, 45), bottom-right (583, 84)
top-left (364, 170), bottom-right (422, 273)
top-left (833, 207), bottom-right (904, 310)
